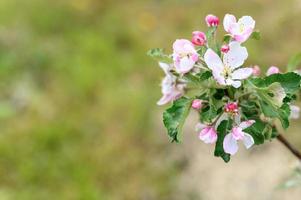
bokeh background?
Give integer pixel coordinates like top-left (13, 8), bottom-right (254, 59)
top-left (0, 0), bottom-right (301, 199)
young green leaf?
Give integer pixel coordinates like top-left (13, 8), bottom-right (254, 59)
top-left (147, 48), bottom-right (172, 63)
top-left (163, 97), bottom-right (192, 142)
top-left (250, 30), bottom-right (261, 40)
top-left (214, 120), bottom-right (232, 163)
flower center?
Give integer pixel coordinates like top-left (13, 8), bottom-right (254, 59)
top-left (222, 66), bottom-right (232, 79)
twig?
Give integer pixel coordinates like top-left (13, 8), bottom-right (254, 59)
top-left (277, 134), bottom-right (301, 161)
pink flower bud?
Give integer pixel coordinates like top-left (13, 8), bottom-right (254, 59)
top-left (266, 66), bottom-right (280, 76)
top-left (191, 31), bottom-right (206, 46)
top-left (220, 44), bottom-right (230, 53)
top-left (205, 14), bottom-right (219, 27)
top-left (192, 99), bottom-right (203, 110)
top-left (252, 65), bottom-right (261, 76)
top-left (224, 102), bottom-right (239, 114)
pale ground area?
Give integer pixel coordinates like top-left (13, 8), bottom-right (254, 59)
top-left (156, 112), bottom-right (301, 200)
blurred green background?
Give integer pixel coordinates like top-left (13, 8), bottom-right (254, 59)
top-left (0, 0), bottom-right (300, 199)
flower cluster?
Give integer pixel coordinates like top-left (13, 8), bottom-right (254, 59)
top-left (148, 14), bottom-right (301, 162)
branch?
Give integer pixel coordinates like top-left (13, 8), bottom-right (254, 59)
top-left (277, 134), bottom-right (301, 161)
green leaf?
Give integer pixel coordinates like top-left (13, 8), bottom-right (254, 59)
top-left (214, 120), bottom-right (232, 163)
top-left (251, 72), bottom-right (301, 95)
top-left (250, 30), bottom-right (261, 40)
top-left (147, 48), bottom-right (172, 63)
top-left (163, 97), bottom-right (192, 142)
top-left (258, 99), bottom-right (290, 129)
top-left (223, 35), bottom-right (231, 43)
top-left (287, 53), bottom-right (301, 72)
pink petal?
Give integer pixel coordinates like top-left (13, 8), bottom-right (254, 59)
top-left (239, 120), bottom-right (255, 129)
top-left (266, 66), bottom-right (280, 76)
top-left (223, 14), bottom-right (237, 32)
top-left (199, 127), bottom-right (217, 144)
top-left (223, 42), bottom-right (248, 69)
top-left (223, 133), bottom-right (238, 155)
top-left (231, 127), bottom-right (245, 140)
top-left (231, 68), bottom-right (253, 80)
top-left (243, 133), bottom-right (254, 149)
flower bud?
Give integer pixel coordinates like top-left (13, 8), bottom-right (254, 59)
top-left (220, 44), bottom-right (230, 53)
top-left (192, 99), bottom-right (203, 110)
top-left (224, 102), bottom-right (239, 114)
top-left (266, 66), bottom-right (280, 76)
top-left (199, 126), bottom-right (217, 144)
top-left (191, 31), bottom-right (206, 46)
top-left (205, 14), bottom-right (219, 27)
top-left (252, 65), bottom-right (261, 76)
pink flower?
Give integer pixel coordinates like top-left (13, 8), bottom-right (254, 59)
top-left (191, 31), bottom-right (206, 46)
top-left (205, 14), bottom-right (219, 27)
top-left (223, 120), bottom-right (255, 155)
top-left (199, 126), bottom-right (218, 144)
top-left (224, 102), bottom-right (239, 114)
top-left (204, 41), bottom-right (253, 88)
top-left (252, 65), bottom-right (261, 76)
top-left (192, 99), bottom-right (203, 110)
top-left (220, 44), bottom-right (230, 53)
top-left (157, 62), bottom-right (185, 105)
top-left (266, 66), bottom-right (280, 76)
top-left (223, 14), bottom-right (255, 43)
top-left (172, 39), bottom-right (199, 74)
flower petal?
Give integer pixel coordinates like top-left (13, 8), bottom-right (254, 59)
top-left (199, 127), bottom-right (217, 144)
top-left (204, 49), bottom-right (224, 72)
top-left (223, 14), bottom-right (236, 32)
top-left (176, 56), bottom-right (195, 73)
top-left (159, 62), bottom-right (171, 74)
top-left (238, 16), bottom-right (255, 30)
top-left (290, 105), bottom-right (300, 119)
top-left (223, 42), bottom-right (248, 69)
top-left (243, 133), bottom-right (254, 149)
top-left (239, 120), bottom-right (255, 129)
top-left (223, 133), bottom-right (239, 155)
top-left (231, 80), bottom-right (242, 88)
top-left (231, 68), bottom-right (253, 80)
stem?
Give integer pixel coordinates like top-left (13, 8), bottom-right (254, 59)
top-left (277, 134), bottom-right (301, 161)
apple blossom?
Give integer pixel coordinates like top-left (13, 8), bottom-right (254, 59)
top-left (204, 41), bottom-right (253, 88)
top-left (199, 126), bottom-right (218, 144)
top-left (149, 13), bottom-right (301, 163)
top-left (157, 62), bottom-right (185, 105)
top-left (223, 14), bottom-right (255, 43)
top-left (223, 120), bottom-right (255, 155)
top-left (172, 39), bottom-right (199, 74)
top-left (192, 99), bottom-right (203, 109)
top-left (266, 66), bottom-right (280, 76)
top-left (205, 14), bottom-right (219, 27)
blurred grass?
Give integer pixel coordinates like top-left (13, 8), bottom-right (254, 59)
top-left (0, 0), bottom-right (300, 199)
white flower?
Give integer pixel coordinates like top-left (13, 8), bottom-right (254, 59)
top-left (204, 42), bottom-right (253, 88)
